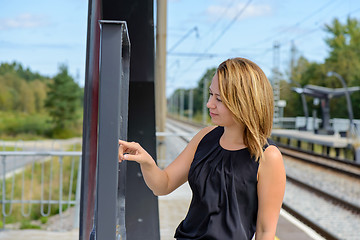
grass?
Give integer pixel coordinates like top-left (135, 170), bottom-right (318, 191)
top-left (0, 144), bottom-right (81, 229)
top-left (0, 112), bottom-right (53, 140)
top-left (20, 220), bottom-right (42, 229)
top-left (0, 146), bottom-right (23, 151)
top-left (0, 111), bottom-right (83, 140)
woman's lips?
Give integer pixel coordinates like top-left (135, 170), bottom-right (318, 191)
top-left (209, 112), bottom-right (218, 117)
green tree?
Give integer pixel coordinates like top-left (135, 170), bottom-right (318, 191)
top-left (193, 68), bottom-right (216, 115)
top-left (0, 62), bottom-right (49, 113)
top-left (0, 75), bottom-right (14, 111)
top-left (0, 62), bottom-right (53, 138)
top-left (30, 80), bottom-right (48, 113)
top-left (19, 81), bottom-right (36, 114)
top-left (168, 67), bottom-right (216, 119)
top-left (0, 62), bottom-right (46, 82)
top-left (324, 17), bottom-right (360, 119)
top-left (45, 64), bottom-right (82, 133)
top-left (283, 17), bottom-right (360, 119)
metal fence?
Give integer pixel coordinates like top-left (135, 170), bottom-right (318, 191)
top-left (0, 151), bottom-right (82, 230)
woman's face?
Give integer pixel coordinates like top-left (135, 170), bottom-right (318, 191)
top-left (207, 73), bottom-right (237, 127)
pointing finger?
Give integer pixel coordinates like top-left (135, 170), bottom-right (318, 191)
top-left (122, 153), bottom-right (142, 162)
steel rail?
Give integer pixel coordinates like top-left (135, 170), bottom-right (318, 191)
top-left (281, 203), bottom-right (340, 240)
top-left (277, 141), bottom-right (360, 168)
top-left (278, 145), bottom-right (360, 178)
top-left (287, 176), bottom-right (360, 214)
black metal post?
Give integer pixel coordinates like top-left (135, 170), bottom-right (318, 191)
top-left (82, 1), bottom-right (160, 239)
top-left (327, 72), bottom-right (354, 132)
top-left (79, 0), bottom-right (101, 239)
top-left (101, 0), bottom-right (161, 239)
top-left (95, 21), bottom-right (130, 240)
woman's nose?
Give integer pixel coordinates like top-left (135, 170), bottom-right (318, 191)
top-left (206, 96), bottom-right (215, 109)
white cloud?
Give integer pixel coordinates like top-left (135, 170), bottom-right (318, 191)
top-left (207, 2), bottom-right (272, 21)
top-left (0, 14), bottom-right (47, 30)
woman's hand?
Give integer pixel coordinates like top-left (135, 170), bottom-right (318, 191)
top-left (118, 140), bottom-right (154, 165)
top-left (117, 127), bottom-right (214, 196)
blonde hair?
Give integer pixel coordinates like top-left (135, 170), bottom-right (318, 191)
top-left (217, 58), bottom-right (274, 162)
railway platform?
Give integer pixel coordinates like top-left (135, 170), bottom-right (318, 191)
top-left (271, 128), bottom-right (358, 162)
top-left (271, 129), bottom-right (352, 148)
top-left (159, 182), bottom-right (324, 240)
top-left (1, 123), bottom-right (347, 240)
top-left (0, 181), bottom-right (325, 240)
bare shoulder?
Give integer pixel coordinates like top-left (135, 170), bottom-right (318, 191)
top-left (263, 145), bottom-right (283, 163)
top-left (198, 125), bottom-right (217, 136)
top-left (259, 145), bottom-right (284, 175)
top-left (190, 125), bottom-right (217, 143)
top-left (186, 125), bottom-right (217, 150)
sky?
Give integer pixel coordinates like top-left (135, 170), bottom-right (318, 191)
top-left (0, 0), bottom-right (359, 97)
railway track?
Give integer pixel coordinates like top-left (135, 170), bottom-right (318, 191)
top-left (278, 145), bottom-right (360, 179)
top-left (165, 118), bottom-right (360, 239)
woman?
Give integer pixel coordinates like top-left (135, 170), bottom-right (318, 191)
top-left (119, 57), bottom-right (286, 240)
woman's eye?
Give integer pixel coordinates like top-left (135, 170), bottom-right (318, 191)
top-left (209, 92), bottom-right (222, 102)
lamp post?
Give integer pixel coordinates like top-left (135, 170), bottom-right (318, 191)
top-left (291, 85), bottom-right (309, 130)
top-left (326, 71), bottom-right (354, 133)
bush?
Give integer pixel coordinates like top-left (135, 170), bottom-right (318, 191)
top-left (0, 112), bottom-right (52, 138)
top-left (20, 220), bottom-right (41, 229)
top-left (51, 127), bottom-right (76, 139)
top-left (40, 216), bottom-right (48, 224)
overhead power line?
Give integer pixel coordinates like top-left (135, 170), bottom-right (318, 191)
top-left (201, 0), bottom-right (238, 39)
top-left (167, 0), bottom-right (254, 90)
top-left (204, 0), bottom-right (253, 53)
top-left (186, 0), bottom-right (253, 68)
top-left (167, 26), bottom-right (199, 53)
top-left (248, 0), bottom-right (338, 49)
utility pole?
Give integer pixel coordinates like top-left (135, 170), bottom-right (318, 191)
top-left (290, 40), bottom-right (295, 78)
top-left (290, 41), bottom-right (309, 130)
top-left (272, 41), bottom-right (280, 128)
top-left (155, 0), bottom-right (167, 135)
top-left (202, 77), bottom-right (209, 125)
top-left (155, 0), bottom-right (167, 165)
top-left (173, 91), bottom-right (178, 116)
top-left (180, 89), bottom-right (184, 119)
top-left (172, 93), bottom-right (176, 115)
top-left (188, 88), bottom-right (193, 121)
top-left (168, 93), bottom-right (172, 115)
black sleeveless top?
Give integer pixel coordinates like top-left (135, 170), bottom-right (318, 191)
top-left (175, 126), bottom-right (267, 240)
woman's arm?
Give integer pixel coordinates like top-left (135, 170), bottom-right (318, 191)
top-left (118, 126), bottom-right (216, 196)
top-left (255, 146), bottom-right (286, 240)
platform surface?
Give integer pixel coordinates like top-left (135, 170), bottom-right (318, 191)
top-left (0, 182), bottom-right (324, 240)
top-left (271, 129), bottom-right (353, 148)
